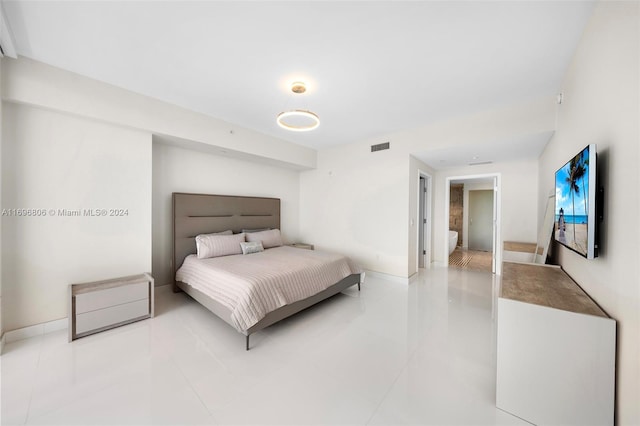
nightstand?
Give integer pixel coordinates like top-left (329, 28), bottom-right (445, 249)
top-left (288, 243), bottom-right (314, 250)
top-left (69, 273), bottom-right (154, 341)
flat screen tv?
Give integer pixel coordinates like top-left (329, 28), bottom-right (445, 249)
top-left (554, 144), bottom-right (598, 259)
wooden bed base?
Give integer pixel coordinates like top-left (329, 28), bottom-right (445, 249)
top-left (172, 192), bottom-right (362, 350)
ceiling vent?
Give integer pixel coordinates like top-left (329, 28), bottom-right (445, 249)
top-left (371, 142), bottom-right (390, 153)
top-left (468, 161), bottom-right (493, 166)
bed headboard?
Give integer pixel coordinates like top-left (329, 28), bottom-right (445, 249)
top-left (172, 192), bottom-right (281, 286)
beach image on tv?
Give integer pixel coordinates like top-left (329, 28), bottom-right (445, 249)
top-left (555, 148), bottom-right (590, 256)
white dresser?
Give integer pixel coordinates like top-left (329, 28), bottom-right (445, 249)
top-left (69, 273), bottom-right (154, 341)
top-left (496, 262), bottom-right (616, 425)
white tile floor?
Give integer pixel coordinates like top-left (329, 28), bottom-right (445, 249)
top-left (1, 267), bottom-right (529, 425)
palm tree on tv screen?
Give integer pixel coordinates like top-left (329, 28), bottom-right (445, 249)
top-left (566, 155), bottom-right (584, 245)
top-left (580, 154), bottom-right (589, 216)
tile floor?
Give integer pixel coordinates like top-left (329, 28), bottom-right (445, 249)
top-left (1, 268), bottom-right (528, 425)
top-left (449, 249), bottom-right (493, 273)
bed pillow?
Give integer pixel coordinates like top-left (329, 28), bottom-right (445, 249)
top-left (240, 241), bottom-right (264, 255)
top-left (195, 230), bottom-right (233, 256)
top-left (241, 228), bottom-right (271, 233)
top-left (195, 232), bottom-right (245, 259)
top-left (245, 229), bottom-right (283, 249)
top-left (197, 230), bottom-right (233, 239)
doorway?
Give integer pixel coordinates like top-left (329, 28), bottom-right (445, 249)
top-left (445, 174), bottom-right (500, 274)
top-left (418, 173), bottom-right (432, 269)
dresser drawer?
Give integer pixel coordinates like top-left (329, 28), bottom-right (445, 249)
top-left (75, 299), bottom-right (149, 335)
top-left (69, 273), bottom-right (154, 341)
top-left (75, 281), bottom-right (148, 314)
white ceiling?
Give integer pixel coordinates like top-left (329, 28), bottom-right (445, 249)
top-left (4, 1), bottom-right (594, 152)
top-left (414, 130), bottom-right (555, 170)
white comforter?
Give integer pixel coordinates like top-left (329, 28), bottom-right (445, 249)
top-left (176, 246), bottom-right (361, 332)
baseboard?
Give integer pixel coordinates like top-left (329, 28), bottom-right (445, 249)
top-left (364, 270), bottom-right (414, 285)
top-left (4, 318), bottom-right (68, 344)
top-left (154, 283), bottom-right (172, 294)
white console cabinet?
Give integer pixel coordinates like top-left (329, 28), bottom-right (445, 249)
top-left (69, 273), bottom-right (154, 341)
top-left (496, 262), bottom-right (616, 425)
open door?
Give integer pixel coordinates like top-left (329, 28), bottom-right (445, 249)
top-left (469, 190), bottom-right (494, 252)
top-left (492, 179), bottom-right (498, 273)
top-left (418, 175), bottom-right (431, 269)
top-left (419, 177), bottom-right (425, 268)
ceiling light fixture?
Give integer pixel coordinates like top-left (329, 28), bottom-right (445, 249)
top-left (277, 81), bottom-right (320, 132)
top-left (291, 81), bottom-right (307, 94)
top-left (277, 110), bottom-right (320, 132)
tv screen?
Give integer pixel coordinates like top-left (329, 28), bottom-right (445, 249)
top-left (554, 144), bottom-right (597, 259)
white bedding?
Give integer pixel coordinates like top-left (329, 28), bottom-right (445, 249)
top-left (175, 246), bottom-right (362, 332)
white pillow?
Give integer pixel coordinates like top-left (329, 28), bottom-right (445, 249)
top-left (202, 230), bottom-right (233, 236)
top-left (195, 232), bottom-right (245, 259)
top-left (195, 230), bottom-right (232, 256)
top-left (240, 241), bottom-right (264, 255)
top-left (241, 228), bottom-right (271, 233)
top-left (245, 229), bottom-right (283, 249)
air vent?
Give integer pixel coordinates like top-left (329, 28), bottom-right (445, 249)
top-left (468, 161), bottom-right (493, 166)
top-left (371, 142), bottom-right (390, 152)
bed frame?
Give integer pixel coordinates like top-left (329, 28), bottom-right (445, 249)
top-left (172, 192), bottom-right (361, 350)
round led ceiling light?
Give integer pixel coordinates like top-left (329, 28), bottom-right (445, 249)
top-left (276, 81), bottom-right (320, 131)
top-left (276, 110), bottom-right (320, 132)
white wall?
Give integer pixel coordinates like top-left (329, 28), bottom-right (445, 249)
top-left (300, 143), bottom-right (410, 277)
top-left (1, 103), bottom-right (152, 331)
top-left (538, 2), bottom-right (639, 423)
top-left (152, 142), bottom-right (301, 287)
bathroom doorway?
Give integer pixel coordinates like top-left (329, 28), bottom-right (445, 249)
top-left (445, 174), bottom-right (500, 274)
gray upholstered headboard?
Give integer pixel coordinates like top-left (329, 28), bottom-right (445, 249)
top-left (172, 193), bottom-right (281, 285)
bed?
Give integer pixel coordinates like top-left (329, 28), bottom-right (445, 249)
top-left (172, 192), bottom-right (362, 350)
